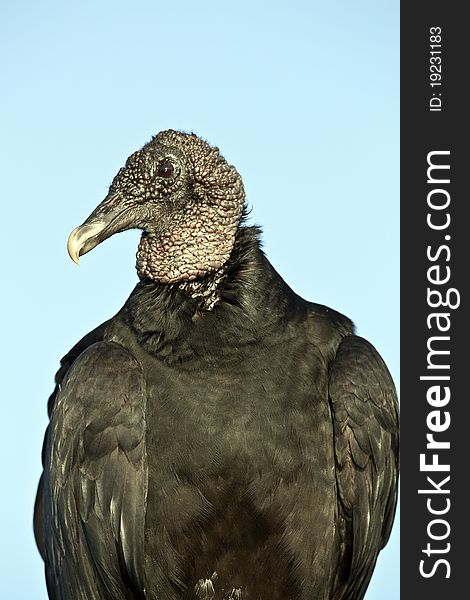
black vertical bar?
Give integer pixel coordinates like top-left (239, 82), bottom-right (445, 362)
top-left (401, 3), bottom-right (467, 597)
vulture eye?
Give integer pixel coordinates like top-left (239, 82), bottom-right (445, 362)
top-left (157, 161), bottom-right (175, 179)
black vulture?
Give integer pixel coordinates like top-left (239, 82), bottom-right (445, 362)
top-left (34, 130), bottom-right (398, 600)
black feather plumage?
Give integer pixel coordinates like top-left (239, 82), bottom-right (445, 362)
top-left (35, 131), bottom-right (398, 600)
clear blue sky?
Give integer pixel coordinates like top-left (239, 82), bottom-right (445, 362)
top-left (1, 1), bottom-right (399, 598)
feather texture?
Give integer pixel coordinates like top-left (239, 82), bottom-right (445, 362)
top-left (35, 131), bottom-right (398, 599)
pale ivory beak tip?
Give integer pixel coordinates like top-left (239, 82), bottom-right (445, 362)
top-left (67, 227), bottom-right (82, 265)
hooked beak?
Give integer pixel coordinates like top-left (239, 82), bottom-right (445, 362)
top-left (67, 222), bottom-right (108, 264)
top-left (67, 194), bottom-right (137, 264)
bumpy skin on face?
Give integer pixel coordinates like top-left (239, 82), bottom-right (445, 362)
top-left (127, 130), bottom-right (245, 283)
top-left (36, 131), bottom-right (399, 600)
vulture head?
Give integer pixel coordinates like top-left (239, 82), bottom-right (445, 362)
top-left (67, 130), bottom-right (246, 284)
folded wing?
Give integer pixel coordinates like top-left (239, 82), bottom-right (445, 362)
top-left (41, 341), bottom-right (147, 600)
top-left (329, 335), bottom-right (399, 599)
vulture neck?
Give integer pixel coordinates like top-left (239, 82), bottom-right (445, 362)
top-left (122, 226), bottom-right (300, 360)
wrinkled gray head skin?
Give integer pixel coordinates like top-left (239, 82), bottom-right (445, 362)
top-left (67, 130), bottom-right (246, 284)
